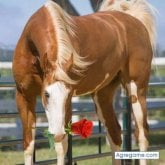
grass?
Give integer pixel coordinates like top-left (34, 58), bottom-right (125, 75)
top-left (149, 131), bottom-right (165, 145)
top-left (0, 69), bottom-right (13, 78)
top-left (0, 132), bottom-right (165, 164)
top-left (149, 110), bottom-right (165, 122)
top-left (0, 146), bottom-right (165, 165)
top-left (0, 138), bottom-right (165, 165)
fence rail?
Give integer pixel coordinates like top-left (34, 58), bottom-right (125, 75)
top-left (0, 82), bottom-right (165, 165)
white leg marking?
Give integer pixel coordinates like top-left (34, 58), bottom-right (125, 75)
top-left (128, 81), bottom-right (148, 165)
top-left (24, 123), bottom-right (35, 165)
top-left (93, 94), bottom-right (121, 165)
top-left (55, 135), bottom-right (68, 165)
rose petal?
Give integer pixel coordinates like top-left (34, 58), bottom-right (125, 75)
top-left (70, 119), bottom-right (93, 138)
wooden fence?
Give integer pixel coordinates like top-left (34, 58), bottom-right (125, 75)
top-left (0, 82), bottom-right (165, 165)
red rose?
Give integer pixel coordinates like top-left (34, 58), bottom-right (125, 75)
top-left (71, 119), bottom-right (93, 138)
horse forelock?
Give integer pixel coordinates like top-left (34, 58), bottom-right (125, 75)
top-left (45, 0), bottom-right (91, 84)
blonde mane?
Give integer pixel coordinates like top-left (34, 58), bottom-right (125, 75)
top-left (45, 0), bottom-right (90, 84)
top-left (99, 0), bottom-right (157, 52)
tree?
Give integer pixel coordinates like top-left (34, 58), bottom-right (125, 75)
top-left (52, 0), bottom-right (79, 15)
top-left (89, 0), bottom-right (102, 12)
top-left (52, 0), bottom-right (103, 15)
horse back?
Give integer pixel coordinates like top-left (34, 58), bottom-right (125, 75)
top-left (73, 11), bottom-right (152, 62)
top-left (72, 11), bottom-right (153, 94)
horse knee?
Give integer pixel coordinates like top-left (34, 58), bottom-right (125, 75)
top-left (24, 140), bottom-right (35, 156)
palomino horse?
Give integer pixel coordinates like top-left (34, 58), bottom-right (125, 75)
top-left (12, 0), bottom-right (156, 164)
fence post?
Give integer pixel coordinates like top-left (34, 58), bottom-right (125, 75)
top-left (98, 120), bottom-right (102, 154)
top-left (121, 88), bottom-right (132, 165)
top-left (66, 134), bottom-right (72, 165)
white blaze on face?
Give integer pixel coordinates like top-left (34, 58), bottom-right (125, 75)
top-left (45, 81), bottom-right (70, 135)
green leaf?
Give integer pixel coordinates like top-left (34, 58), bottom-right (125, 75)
top-left (44, 129), bottom-right (55, 150)
top-left (65, 121), bottom-right (72, 135)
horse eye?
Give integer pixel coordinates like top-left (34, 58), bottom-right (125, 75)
top-left (44, 91), bottom-right (50, 98)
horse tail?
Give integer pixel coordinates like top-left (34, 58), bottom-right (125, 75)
top-left (99, 0), bottom-right (157, 52)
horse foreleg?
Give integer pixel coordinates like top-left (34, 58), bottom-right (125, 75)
top-left (127, 81), bottom-right (149, 165)
top-left (93, 79), bottom-right (122, 165)
top-left (16, 90), bottom-right (36, 165)
top-left (55, 135), bottom-right (68, 165)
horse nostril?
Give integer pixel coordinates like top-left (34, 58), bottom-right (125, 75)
top-left (44, 91), bottom-right (50, 98)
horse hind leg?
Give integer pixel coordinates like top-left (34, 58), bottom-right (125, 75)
top-left (127, 80), bottom-right (149, 165)
top-left (16, 89), bottom-right (37, 165)
top-left (92, 78), bottom-right (122, 165)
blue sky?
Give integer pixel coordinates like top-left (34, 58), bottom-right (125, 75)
top-left (0, 0), bottom-right (164, 49)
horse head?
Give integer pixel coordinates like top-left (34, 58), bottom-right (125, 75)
top-left (41, 53), bottom-right (73, 142)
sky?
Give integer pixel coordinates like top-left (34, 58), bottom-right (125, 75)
top-left (0, 0), bottom-right (164, 49)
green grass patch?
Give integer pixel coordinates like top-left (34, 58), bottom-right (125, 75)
top-left (0, 134), bottom-right (165, 164)
top-left (0, 143), bottom-right (164, 165)
top-left (149, 131), bottom-right (165, 145)
top-left (0, 69), bottom-right (13, 77)
top-left (149, 111), bottom-right (165, 122)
